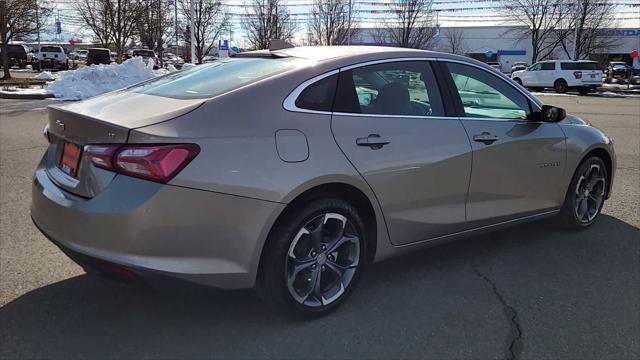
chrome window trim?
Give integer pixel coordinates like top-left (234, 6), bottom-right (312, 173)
top-left (282, 56), bottom-right (543, 118)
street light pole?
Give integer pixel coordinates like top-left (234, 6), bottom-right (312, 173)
top-left (35, 0), bottom-right (41, 50)
top-left (572, 0), bottom-right (580, 60)
top-left (190, 0), bottom-right (196, 63)
top-left (347, 0), bottom-right (352, 45)
top-left (174, 0), bottom-right (179, 56)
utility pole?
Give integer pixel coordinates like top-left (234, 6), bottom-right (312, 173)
top-left (174, 0), bottom-right (179, 56)
top-left (35, 0), bottom-right (41, 50)
top-left (190, 0), bottom-right (196, 63)
top-left (347, 0), bottom-right (352, 45)
top-left (572, 0), bottom-right (580, 60)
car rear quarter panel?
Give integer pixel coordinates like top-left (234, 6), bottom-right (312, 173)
top-left (129, 65), bottom-right (394, 269)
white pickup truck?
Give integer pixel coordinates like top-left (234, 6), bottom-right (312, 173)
top-left (511, 60), bottom-right (603, 95)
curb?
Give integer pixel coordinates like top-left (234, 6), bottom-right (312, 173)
top-left (0, 92), bottom-right (55, 100)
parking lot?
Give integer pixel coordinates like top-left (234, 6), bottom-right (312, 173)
top-left (0, 95), bottom-right (638, 359)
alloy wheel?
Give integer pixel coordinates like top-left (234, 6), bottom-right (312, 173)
top-left (285, 213), bottom-right (360, 308)
top-left (574, 164), bottom-right (606, 223)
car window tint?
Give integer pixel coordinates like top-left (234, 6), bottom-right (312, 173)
top-left (333, 61), bottom-right (444, 117)
top-left (560, 62), bottom-right (599, 70)
top-left (130, 57), bottom-right (305, 99)
top-left (40, 46), bottom-right (61, 52)
top-left (295, 74), bottom-right (338, 112)
top-left (541, 63), bottom-right (555, 70)
top-left (529, 63), bottom-right (541, 71)
top-left (446, 62), bottom-right (530, 120)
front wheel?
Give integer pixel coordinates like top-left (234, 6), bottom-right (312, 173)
top-left (513, 78), bottom-right (523, 86)
top-left (559, 156), bottom-right (608, 229)
top-left (256, 198), bottom-right (366, 317)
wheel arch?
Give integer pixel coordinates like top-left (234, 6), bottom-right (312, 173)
top-left (582, 147), bottom-right (614, 199)
top-left (258, 182), bottom-right (380, 276)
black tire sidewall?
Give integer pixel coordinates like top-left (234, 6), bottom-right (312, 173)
top-left (560, 156), bottom-right (608, 229)
top-left (555, 79), bottom-right (568, 93)
top-left (257, 198), bottom-right (367, 317)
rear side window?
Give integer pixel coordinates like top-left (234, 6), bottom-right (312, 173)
top-left (333, 61), bottom-right (445, 117)
top-left (295, 74), bottom-right (338, 112)
top-left (130, 57), bottom-right (304, 99)
top-left (133, 50), bottom-right (155, 57)
top-left (561, 62), bottom-right (599, 70)
top-left (540, 63), bottom-right (555, 70)
top-left (40, 46), bottom-right (61, 52)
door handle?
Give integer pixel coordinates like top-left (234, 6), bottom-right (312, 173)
top-left (356, 134), bottom-right (390, 149)
top-left (473, 132), bottom-right (499, 145)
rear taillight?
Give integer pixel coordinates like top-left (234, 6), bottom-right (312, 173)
top-left (85, 144), bottom-right (199, 183)
top-left (574, 71), bottom-right (582, 79)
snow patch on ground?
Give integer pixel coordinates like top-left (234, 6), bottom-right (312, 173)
top-left (45, 57), bottom-right (158, 100)
top-left (0, 88), bottom-right (50, 95)
top-left (34, 71), bottom-right (56, 80)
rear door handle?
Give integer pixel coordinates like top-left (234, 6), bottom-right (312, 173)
top-left (473, 132), bottom-right (499, 145)
top-left (356, 134), bottom-right (390, 149)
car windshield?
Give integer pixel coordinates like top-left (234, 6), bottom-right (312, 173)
top-left (130, 57), bottom-right (306, 99)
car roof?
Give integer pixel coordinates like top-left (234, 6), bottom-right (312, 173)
top-left (256, 46), bottom-right (442, 62)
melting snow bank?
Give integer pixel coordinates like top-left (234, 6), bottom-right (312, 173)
top-left (45, 57), bottom-right (159, 100)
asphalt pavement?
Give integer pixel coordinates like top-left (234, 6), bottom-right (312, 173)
top-left (0, 95), bottom-right (638, 359)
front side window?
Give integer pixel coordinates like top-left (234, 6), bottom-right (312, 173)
top-left (529, 63), bottom-right (542, 71)
top-left (446, 62), bottom-right (531, 120)
top-left (333, 61), bottom-right (444, 117)
top-left (130, 57), bottom-right (305, 99)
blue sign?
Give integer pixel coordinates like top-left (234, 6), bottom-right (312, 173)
top-left (497, 49), bottom-right (527, 56)
top-left (485, 50), bottom-right (493, 59)
top-left (219, 39), bottom-right (228, 51)
top-left (55, 20), bottom-right (61, 35)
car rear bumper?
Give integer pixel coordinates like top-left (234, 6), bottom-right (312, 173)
top-left (31, 159), bottom-right (285, 289)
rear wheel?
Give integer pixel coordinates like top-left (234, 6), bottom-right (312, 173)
top-left (256, 198), bottom-right (366, 317)
top-left (559, 156), bottom-right (608, 229)
top-left (554, 79), bottom-right (568, 93)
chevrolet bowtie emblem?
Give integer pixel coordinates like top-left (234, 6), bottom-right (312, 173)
top-left (55, 120), bottom-right (65, 131)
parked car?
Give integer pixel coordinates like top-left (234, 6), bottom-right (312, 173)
top-left (32, 46), bottom-right (615, 316)
top-left (33, 45), bottom-right (69, 71)
top-left (511, 60), bottom-right (603, 94)
top-left (162, 52), bottom-right (184, 69)
top-left (86, 48), bottom-right (111, 66)
top-left (603, 61), bottom-right (639, 85)
top-left (510, 61), bottom-right (528, 73)
top-left (70, 49), bottom-right (89, 61)
top-left (131, 48), bottom-right (159, 69)
top-left (0, 44), bottom-right (33, 69)
top-left (486, 61), bottom-right (502, 71)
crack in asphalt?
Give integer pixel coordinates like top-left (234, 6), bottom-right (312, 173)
top-left (473, 264), bottom-right (523, 360)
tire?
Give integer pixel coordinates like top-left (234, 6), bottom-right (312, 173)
top-left (558, 156), bottom-right (608, 230)
top-left (554, 79), bottom-right (568, 93)
top-left (578, 87), bottom-right (591, 96)
top-left (513, 78), bottom-right (523, 86)
top-left (256, 198), bottom-right (367, 317)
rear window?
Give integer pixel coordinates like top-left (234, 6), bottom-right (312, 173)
top-left (130, 57), bottom-right (305, 99)
top-left (560, 62), bottom-right (599, 70)
top-left (295, 74), bottom-right (338, 112)
top-left (133, 50), bottom-right (155, 57)
top-left (40, 46), bottom-right (62, 52)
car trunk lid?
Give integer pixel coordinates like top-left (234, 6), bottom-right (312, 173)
top-left (45, 91), bottom-right (204, 198)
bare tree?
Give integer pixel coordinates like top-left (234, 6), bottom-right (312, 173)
top-left (308, 0), bottom-right (355, 46)
top-left (136, 0), bottom-right (174, 56)
top-left (75, 0), bottom-right (112, 49)
top-left (242, 0), bottom-right (297, 50)
top-left (373, 0), bottom-right (436, 49)
top-left (443, 27), bottom-right (467, 55)
top-left (557, 0), bottom-right (619, 60)
top-left (76, 0), bottom-right (143, 62)
top-left (501, 0), bottom-right (572, 63)
top-left (179, 0), bottom-right (229, 63)
top-left (0, 0), bottom-right (50, 79)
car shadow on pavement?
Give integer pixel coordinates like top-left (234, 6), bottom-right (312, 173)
top-left (1, 215), bottom-right (638, 359)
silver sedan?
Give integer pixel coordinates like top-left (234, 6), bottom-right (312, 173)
top-left (32, 46), bottom-right (615, 316)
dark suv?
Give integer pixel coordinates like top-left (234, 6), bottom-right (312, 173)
top-left (0, 44), bottom-right (33, 69)
top-left (86, 48), bottom-right (112, 66)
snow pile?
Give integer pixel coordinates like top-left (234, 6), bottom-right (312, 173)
top-left (35, 71), bottom-right (56, 80)
top-left (181, 63), bottom-right (196, 70)
top-left (45, 57), bottom-right (156, 100)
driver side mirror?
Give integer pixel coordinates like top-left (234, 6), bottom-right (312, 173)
top-left (535, 105), bottom-right (566, 123)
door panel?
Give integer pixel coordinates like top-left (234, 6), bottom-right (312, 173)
top-left (333, 115), bottom-right (472, 244)
top-left (461, 120), bottom-right (566, 222)
top-left (443, 61), bottom-right (567, 224)
top-left (330, 61), bottom-right (472, 245)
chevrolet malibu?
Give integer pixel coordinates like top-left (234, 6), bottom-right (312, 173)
top-left (32, 46), bottom-right (615, 316)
